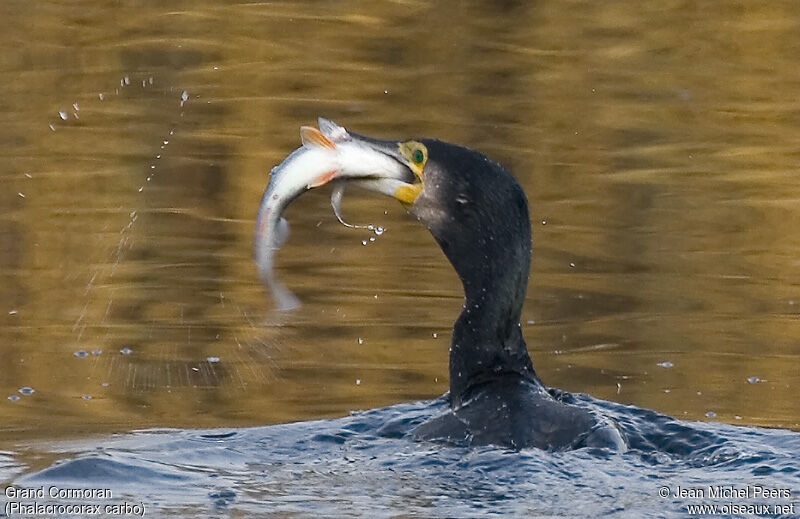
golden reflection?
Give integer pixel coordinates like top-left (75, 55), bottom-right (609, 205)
top-left (1, 0), bottom-right (799, 444)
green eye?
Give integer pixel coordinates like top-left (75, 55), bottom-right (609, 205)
top-left (412, 149), bottom-right (424, 164)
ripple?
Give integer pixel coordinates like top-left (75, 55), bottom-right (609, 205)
top-left (10, 395), bottom-right (799, 518)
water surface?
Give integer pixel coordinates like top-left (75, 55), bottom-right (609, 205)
top-left (1, 0), bottom-right (799, 516)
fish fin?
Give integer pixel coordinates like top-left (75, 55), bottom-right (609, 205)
top-left (307, 169), bottom-right (338, 188)
top-left (300, 126), bottom-right (336, 150)
top-left (270, 281), bottom-right (302, 311)
top-left (330, 181), bottom-right (368, 229)
top-left (318, 117), bottom-right (348, 141)
top-left (275, 217), bottom-right (290, 248)
top-left (330, 183), bottom-right (349, 227)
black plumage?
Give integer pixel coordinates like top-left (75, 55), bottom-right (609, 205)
top-left (405, 139), bottom-right (624, 450)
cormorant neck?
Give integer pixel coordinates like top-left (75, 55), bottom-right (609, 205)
top-left (432, 213), bottom-right (539, 409)
top-left (406, 139), bottom-right (541, 408)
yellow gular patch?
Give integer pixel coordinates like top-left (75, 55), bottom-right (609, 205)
top-left (395, 183), bottom-right (423, 207)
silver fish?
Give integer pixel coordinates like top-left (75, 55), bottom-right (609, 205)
top-left (255, 118), bottom-right (416, 310)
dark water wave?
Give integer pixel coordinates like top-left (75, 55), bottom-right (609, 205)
top-left (3, 396), bottom-right (798, 518)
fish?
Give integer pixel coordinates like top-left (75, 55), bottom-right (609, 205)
top-left (255, 118), bottom-right (414, 310)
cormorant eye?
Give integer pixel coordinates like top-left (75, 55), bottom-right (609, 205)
top-left (412, 149), bottom-right (424, 164)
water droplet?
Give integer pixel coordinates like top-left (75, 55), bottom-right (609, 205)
top-left (49, 124), bottom-right (56, 132)
top-left (664, 389), bottom-right (671, 393)
top-left (361, 240), bottom-right (367, 246)
top-left (101, 382), bottom-right (110, 387)
top-left (705, 411), bottom-right (716, 418)
top-left (156, 155), bottom-right (161, 159)
top-left (24, 173), bottom-right (32, 179)
top-left (569, 262), bottom-right (576, 268)
top-left (149, 77), bottom-right (154, 85)
top-left (82, 395), bottom-right (92, 400)
top-left (91, 349), bottom-right (102, 356)
top-left (123, 76), bottom-right (130, 85)
top-left (181, 91), bottom-right (189, 102)
top-left (74, 350), bottom-right (89, 358)
top-left (207, 356), bottom-right (220, 363)
top-left (18, 387), bottom-right (35, 396)
top-left (374, 226), bottom-right (384, 235)
top-left (150, 165), bottom-right (155, 169)
top-left (367, 225), bottom-right (374, 231)
top-left (17, 192), bottom-right (25, 198)
top-left (432, 333), bottom-right (438, 338)
top-left (747, 376), bottom-right (760, 384)
top-left (8, 395), bottom-right (20, 402)
top-left (58, 111), bottom-right (68, 120)
top-left (355, 379), bottom-right (361, 385)
top-left (138, 187), bottom-right (143, 192)
top-left (98, 93), bottom-right (104, 101)
top-left (554, 349), bottom-right (563, 355)
top-left (9, 310), bottom-right (17, 315)
top-left (120, 347), bottom-right (132, 355)
top-left (657, 361), bottom-right (674, 368)
top-left (369, 237), bottom-right (375, 242)
top-left (541, 220), bottom-right (547, 225)
top-left (357, 338), bottom-right (364, 345)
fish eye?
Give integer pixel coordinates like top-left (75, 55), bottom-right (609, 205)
top-left (413, 149), bottom-right (424, 164)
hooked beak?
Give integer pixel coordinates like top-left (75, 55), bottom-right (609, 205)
top-left (344, 131), bottom-right (423, 206)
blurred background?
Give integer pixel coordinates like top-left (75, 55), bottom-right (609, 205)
top-left (1, 0), bottom-right (799, 445)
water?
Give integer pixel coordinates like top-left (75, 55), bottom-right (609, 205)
top-left (1, 0), bottom-right (800, 516)
top-left (2, 396), bottom-right (799, 517)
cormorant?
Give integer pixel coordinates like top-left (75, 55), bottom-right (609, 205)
top-left (263, 121), bottom-right (626, 451)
